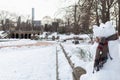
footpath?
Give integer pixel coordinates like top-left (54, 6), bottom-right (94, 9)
top-left (0, 42), bottom-right (53, 48)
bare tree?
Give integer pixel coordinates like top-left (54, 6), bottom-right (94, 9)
top-left (16, 16), bottom-right (21, 30)
top-left (94, 0), bottom-right (100, 26)
top-left (78, 0), bottom-right (94, 32)
top-left (0, 10), bottom-right (19, 31)
top-left (54, 0), bottom-right (118, 35)
top-left (0, 10), bottom-right (10, 30)
top-left (94, 0), bottom-right (117, 23)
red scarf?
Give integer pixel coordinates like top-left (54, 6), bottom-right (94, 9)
top-left (93, 33), bottom-right (118, 72)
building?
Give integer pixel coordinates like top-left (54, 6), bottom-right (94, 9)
top-left (33, 20), bottom-right (41, 27)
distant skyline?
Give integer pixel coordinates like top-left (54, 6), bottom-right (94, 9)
top-left (0, 0), bottom-right (78, 20)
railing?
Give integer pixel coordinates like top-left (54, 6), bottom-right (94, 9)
top-left (59, 44), bottom-right (86, 80)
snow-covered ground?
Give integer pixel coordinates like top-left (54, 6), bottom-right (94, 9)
top-left (0, 42), bottom-right (56, 80)
top-left (0, 35), bottom-right (91, 80)
top-left (0, 22), bottom-right (120, 80)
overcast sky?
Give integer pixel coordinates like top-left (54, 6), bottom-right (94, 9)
top-left (0, 0), bottom-right (78, 20)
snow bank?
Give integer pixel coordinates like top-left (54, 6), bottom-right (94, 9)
top-left (39, 32), bottom-right (90, 41)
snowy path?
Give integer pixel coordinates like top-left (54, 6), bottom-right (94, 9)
top-left (0, 46), bottom-right (56, 80)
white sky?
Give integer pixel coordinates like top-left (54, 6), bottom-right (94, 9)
top-left (0, 0), bottom-right (77, 20)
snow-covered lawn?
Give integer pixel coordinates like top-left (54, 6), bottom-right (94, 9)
top-left (0, 38), bottom-right (90, 80)
top-left (0, 40), bottom-right (56, 80)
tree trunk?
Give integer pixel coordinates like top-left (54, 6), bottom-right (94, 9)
top-left (118, 0), bottom-right (120, 35)
top-left (95, 0), bottom-right (100, 26)
top-left (101, 0), bottom-right (107, 23)
top-left (106, 8), bottom-right (110, 21)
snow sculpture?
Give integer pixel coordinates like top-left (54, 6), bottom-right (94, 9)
top-left (93, 21), bottom-right (119, 59)
top-left (81, 21), bottom-right (120, 80)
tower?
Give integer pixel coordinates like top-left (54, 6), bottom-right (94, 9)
top-left (32, 8), bottom-right (35, 28)
top-left (32, 8), bottom-right (35, 21)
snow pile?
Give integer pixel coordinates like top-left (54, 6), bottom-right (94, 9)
top-left (39, 32), bottom-right (48, 38)
top-left (39, 32), bottom-right (90, 41)
top-left (0, 31), bottom-right (5, 38)
top-left (0, 31), bottom-right (4, 35)
top-left (81, 21), bottom-right (120, 80)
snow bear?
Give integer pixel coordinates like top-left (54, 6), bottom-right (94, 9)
top-left (93, 21), bottom-right (119, 59)
top-left (81, 21), bottom-right (120, 80)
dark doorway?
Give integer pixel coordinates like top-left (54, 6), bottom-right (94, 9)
top-left (28, 34), bottom-right (31, 38)
top-left (16, 34), bottom-right (19, 38)
top-left (11, 34), bottom-right (15, 38)
top-left (25, 34), bottom-right (28, 39)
